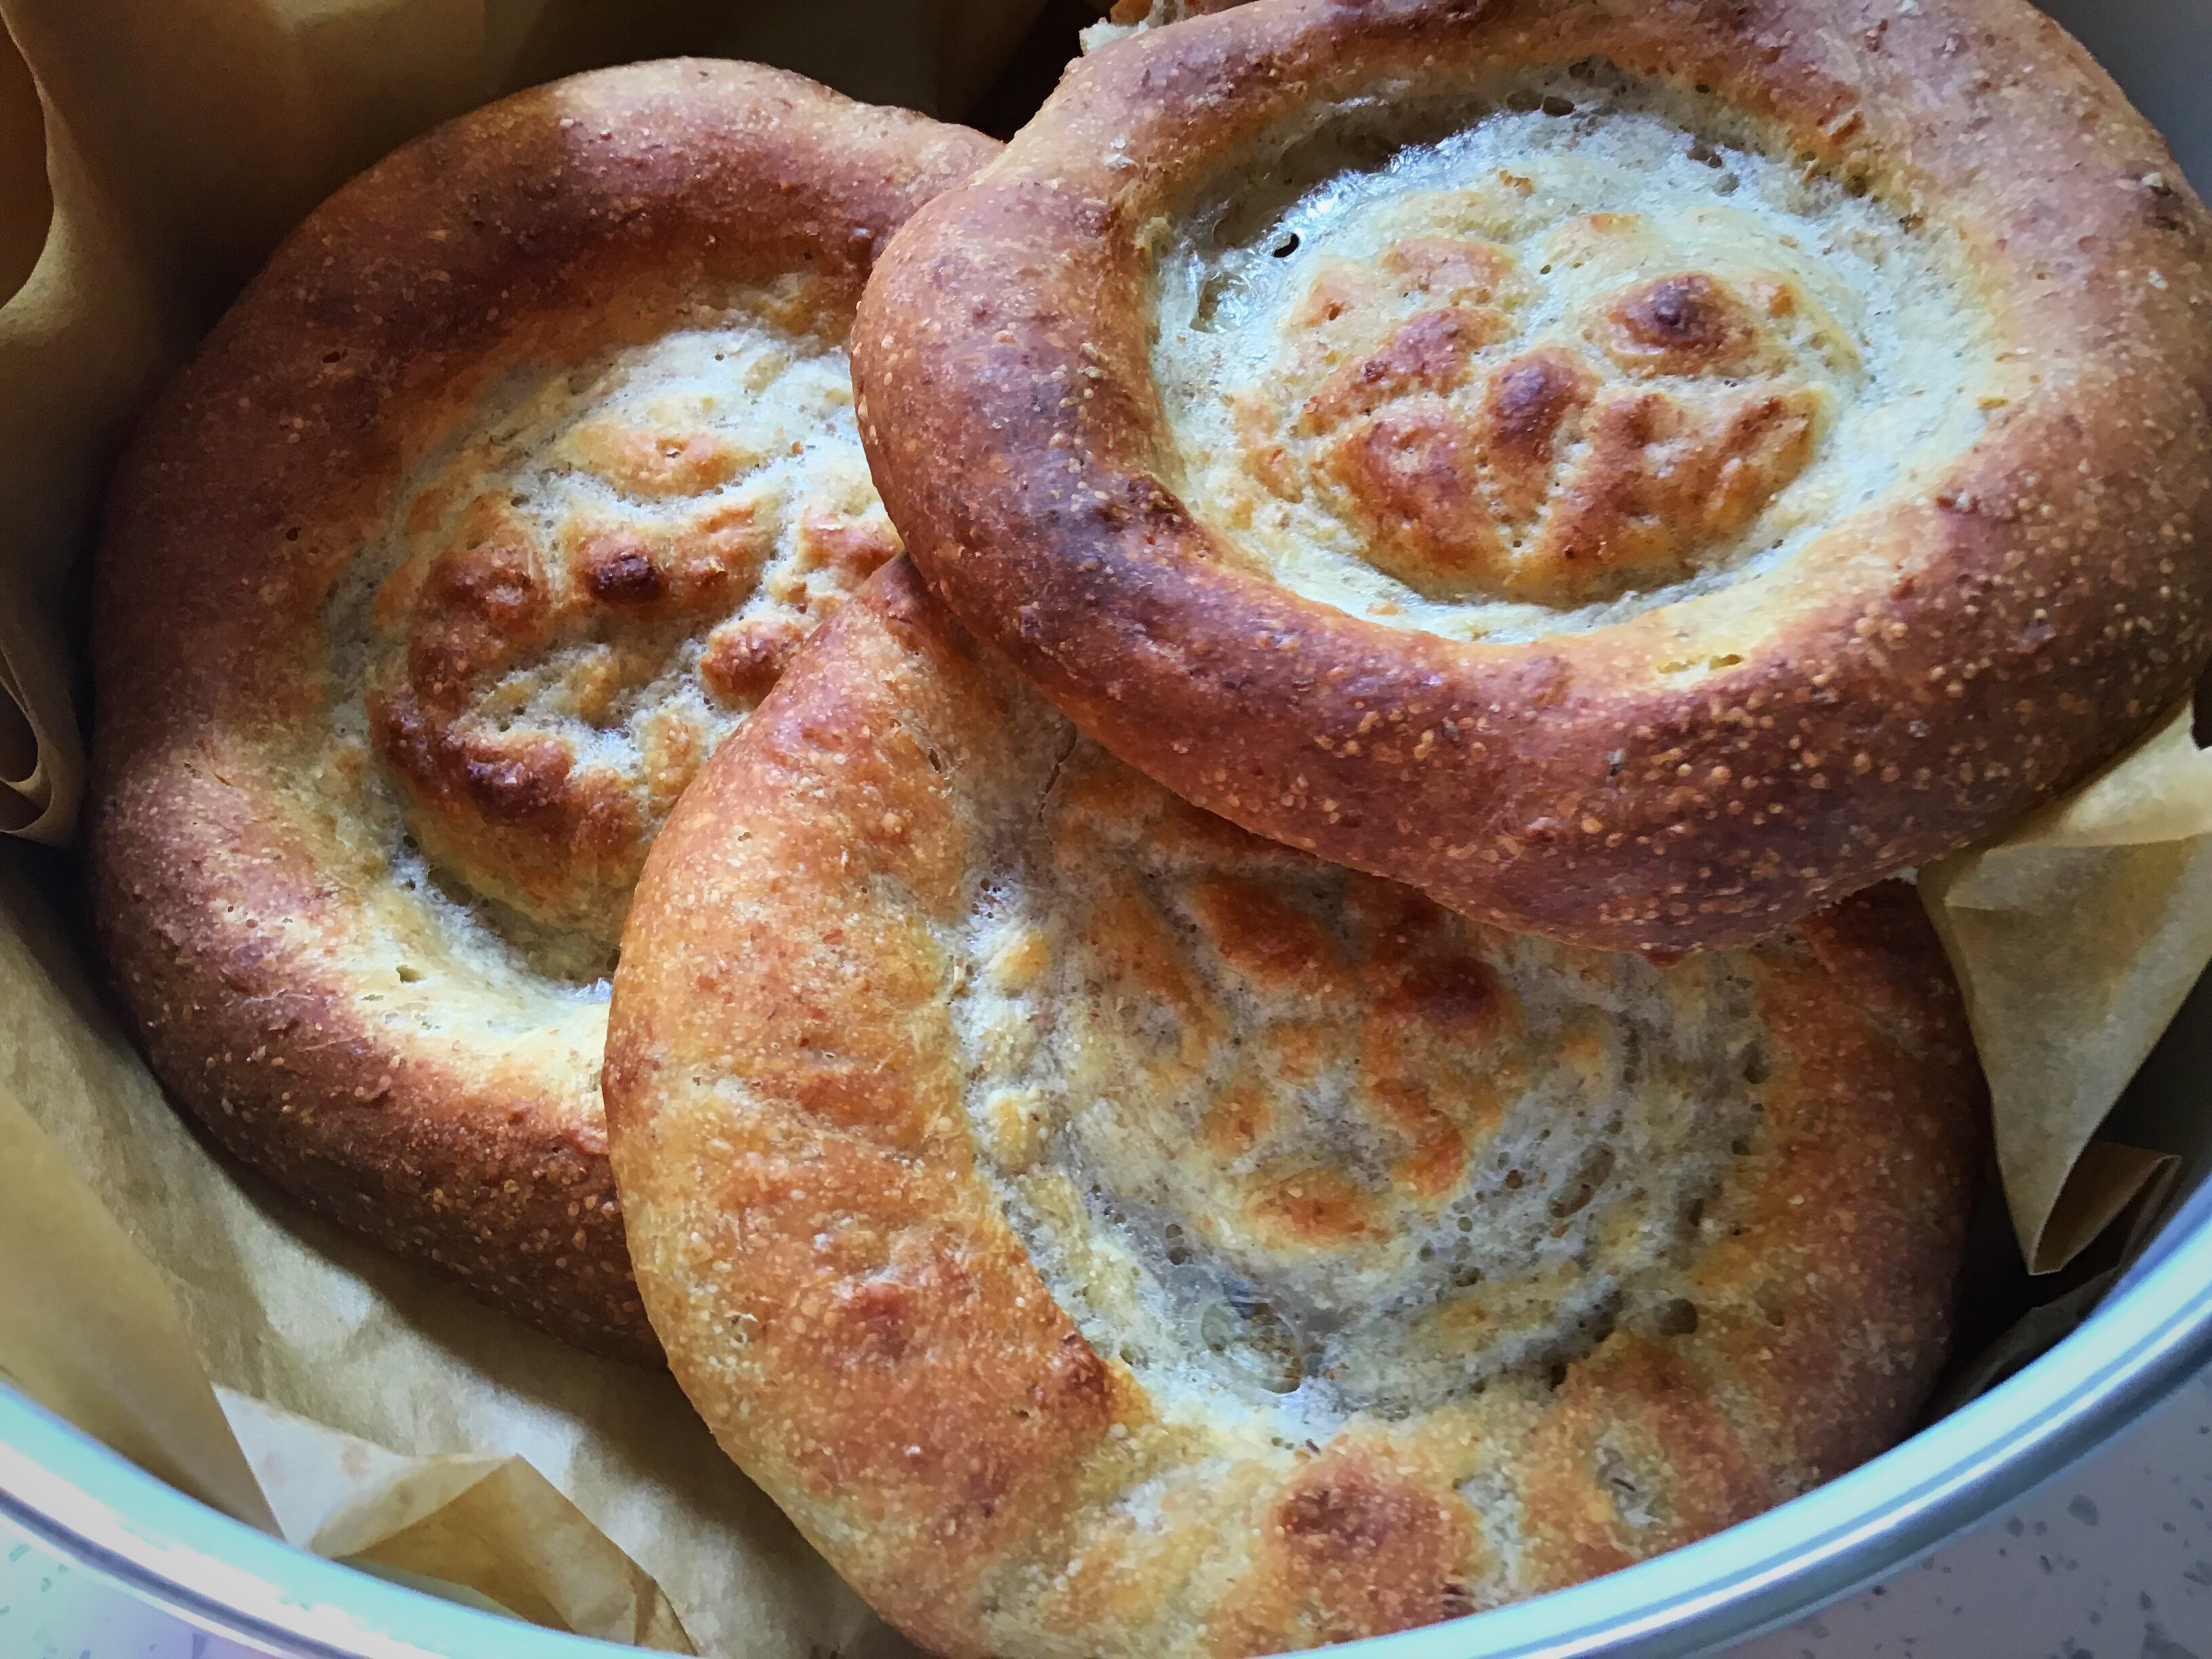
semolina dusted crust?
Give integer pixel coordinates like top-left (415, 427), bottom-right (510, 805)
top-left (87, 61), bottom-right (996, 1362)
top-left (604, 560), bottom-right (1985, 1657)
top-left (852, 0), bottom-right (2212, 954)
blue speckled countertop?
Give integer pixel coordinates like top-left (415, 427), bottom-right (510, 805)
top-left (6, 1367), bottom-right (2209, 1659)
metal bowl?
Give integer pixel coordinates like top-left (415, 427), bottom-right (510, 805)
top-left (4, 1), bottom-right (2209, 1654)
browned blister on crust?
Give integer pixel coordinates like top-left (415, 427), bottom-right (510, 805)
top-left (87, 61), bottom-right (997, 1361)
top-left (605, 560), bottom-right (1985, 1656)
top-left (853, 0), bottom-right (2212, 954)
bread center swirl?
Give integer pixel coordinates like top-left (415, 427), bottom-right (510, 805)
top-left (954, 743), bottom-right (1768, 1425)
top-left (1152, 69), bottom-right (1994, 638)
top-left (345, 289), bottom-right (897, 964)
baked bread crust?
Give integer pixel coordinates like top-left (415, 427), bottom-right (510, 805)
top-left (88, 61), bottom-right (996, 1362)
top-left (606, 560), bottom-right (1984, 1656)
top-left (853, 0), bottom-right (2212, 954)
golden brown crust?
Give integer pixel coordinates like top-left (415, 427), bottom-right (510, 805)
top-left (88, 61), bottom-right (997, 1363)
top-left (853, 0), bottom-right (2212, 953)
top-left (606, 559), bottom-right (1984, 1656)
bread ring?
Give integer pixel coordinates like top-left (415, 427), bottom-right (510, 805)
top-left (88, 62), bottom-right (996, 1361)
top-left (605, 559), bottom-right (1984, 1656)
top-left (853, 0), bottom-right (2212, 954)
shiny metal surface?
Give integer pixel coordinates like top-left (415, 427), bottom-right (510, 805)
top-left (3, 2), bottom-right (2209, 1655)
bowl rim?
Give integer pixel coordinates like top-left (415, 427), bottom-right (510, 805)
top-left (7, 1176), bottom-right (2212, 1659)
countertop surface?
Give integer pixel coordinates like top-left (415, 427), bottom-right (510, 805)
top-left (5, 1365), bottom-right (2211, 1659)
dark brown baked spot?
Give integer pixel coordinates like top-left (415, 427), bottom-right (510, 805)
top-left (1488, 349), bottom-right (1593, 457)
top-left (403, 523), bottom-right (551, 708)
top-left (1483, 348), bottom-right (1596, 522)
top-left (582, 533), bottom-right (666, 604)
top-left (1603, 272), bottom-right (1759, 376)
top-left (459, 737), bottom-right (573, 821)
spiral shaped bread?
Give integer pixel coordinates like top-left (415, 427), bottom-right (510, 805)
top-left (853, 0), bottom-right (2212, 953)
top-left (89, 62), bottom-right (996, 1360)
top-left (605, 560), bottom-right (1984, 1656)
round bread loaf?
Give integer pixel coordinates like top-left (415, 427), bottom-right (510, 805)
top-left (852, 0), bottom-right (2212, 954)
top-left (88, 62), bottom-right (997, 1362)
top-left (605, 559), bottom-right (1984, 1656)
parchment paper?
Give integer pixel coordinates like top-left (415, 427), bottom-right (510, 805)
top-left (0, 0), bottom-right (2208, 1651)
top-left (1922, 699), bottom-right (2212, 1272)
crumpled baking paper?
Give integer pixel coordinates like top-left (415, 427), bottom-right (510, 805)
top-left (1922, 699), bottom-right (2212, 1273)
